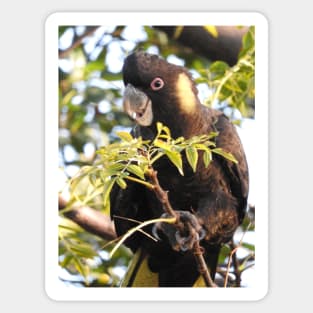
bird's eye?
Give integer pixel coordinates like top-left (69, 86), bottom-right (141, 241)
top-left (150, 77), bottom-right (164, 91)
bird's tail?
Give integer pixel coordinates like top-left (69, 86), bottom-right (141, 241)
top-left (121, 245), bottom-right (220, 287)
top-left (121, 248), bottom-right (159, 287)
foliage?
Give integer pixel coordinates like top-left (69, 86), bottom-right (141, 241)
top-left (197, 26), bottom-right (255, 121)
top-left (58, 25), bottom-right (255, 287)
top-left (70, 122), bottom-right (237, 209)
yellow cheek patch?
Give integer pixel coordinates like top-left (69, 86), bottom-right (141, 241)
top-left (176, 72), bottom-right (197, 114)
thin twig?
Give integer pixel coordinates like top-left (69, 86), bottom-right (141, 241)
top-left (224, 244), bottom-right (240, 287)
top-left (109, 216), bottom-right (176, 258)
top-left (193, 241), bottom-right (217, 287)
top-left (224, 222), bottom-right (252, 287)
top-left (230, 241), bottom-right (241, 286)
top-left (113, 215), bottom-right (159, 242)
top-left (145, 167), bottom-right (216, 287)
top-left (145, 168), bottom-right (178, 219)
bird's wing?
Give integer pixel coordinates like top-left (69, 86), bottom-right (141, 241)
top-left (213, 111), bottom-right (249, 222)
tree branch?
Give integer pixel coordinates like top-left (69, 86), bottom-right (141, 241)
top-left (59, 195), bottom-right (117, 241)
top-left (154, 26), bottom-right (248, 66)
top-left (59, 26), bottom-right (100, 59)
top-left (146, 168), bottom-right (178, 219)
top-left (146, 167), bottom-right (217, 287)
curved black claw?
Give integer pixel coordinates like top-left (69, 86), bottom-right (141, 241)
top-left (152, 211), bottom-right (206, 252)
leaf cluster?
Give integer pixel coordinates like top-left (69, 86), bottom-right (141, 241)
top-left (58, 216), bottom-right (132, 286)
top-left (61, 122), bottom-right (239, 285)
top-left (197, 26), bottom-right (255, 120)
top-left (68, 122), bottom-right (237, 211)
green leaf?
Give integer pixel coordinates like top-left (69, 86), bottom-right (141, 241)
top-left (103, 178), bottom-right (116, 208)
top-left (185, 146), bottom-right (198, 173)
top-left (116, 131), bottom-right (133, 142)
top-left (105, 163), bottom-right (126, 176)
top-left (85, 60), bottom-right (105, 74)
top-left (73, 257), bottom-right (89, 281)
top-left (102, 71), bottom-right (123, 81)
top-left (241, 242), bottom-right (255, 252)
top-left (209, 61), bottom-right (229, 77)
top-left (85, 184), bottom-right (105, 204)
top-left (116, 177), bottom-right (127, 189)
top-left (242, 26), bottom-right (255, 51)
top-left (195, 77), bottom-right (209, 84)
top-left (165, 150), bottom-right (183, 176)
top-left (174, 137), bottom-right (185, 144)
top-left (203, 149), bottom-right (212, 168)
top-left (127, 164), bottom-right (145, 180)
top-left (156, 122), bottom-right (163, 135)
top-left (212, 148), bottom-right (238, 164)
top-left (218, 244), bottom-right (231, 264)
top-left (194, 143), bottom-right (213, 151)
top-left (69, 166), bottom-right (93, 191)
top-left (59, 254), bottom-right (73, 268)
top-left (156, 122), bottom-right (171, 137)
top-left (153, 139), bottom-right (172, 152)
top-left (70, 241), bottom-right (98, 258)
top-left (88, 173), bottom-right (99, 187)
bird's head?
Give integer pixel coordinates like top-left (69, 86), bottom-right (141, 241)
top-left (122, 51), bottom-right (200, 130)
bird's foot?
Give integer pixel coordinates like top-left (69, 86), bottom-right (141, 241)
top-left (152, 211), bottom-right (206, 252)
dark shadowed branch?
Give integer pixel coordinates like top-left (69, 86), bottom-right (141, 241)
top-left (154, 26), bottom-right (249, 66)
top-left (59, 194), bottom-right (117, 241)
top-left (59, 26), bottom-right (100, 59)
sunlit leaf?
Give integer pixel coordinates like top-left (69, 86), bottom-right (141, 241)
top-left (116, 177), bottom-right (127, 189)
top-left (70, 241), bottom-right (99, 258)
top-left (88, 173), bottom-right (99, 187)
top-left (185, 146), bottom-right (198, 172)
top-left (116, 131), bottom-right (133, 142)
top-left (153, 139), bottom-right (172, 152)
top-left (203, 149), bottom-right (212, 168)
top-left (69, 166), bottom-right (94, 191)
top-left (240, 26), bottom-right (255, 55)
top-left (156, 122), bottom-right (170, 137)
top-left (103, 178), bottom-right (116, 208)
top-left (127, 164), bottom-right (145, 180)
top-left (194, 143), bottom-right (212, 151)
top-left (73, 257), bottom-right (89, 281)
top-left (59, 254), bottom-right (73, 268)
top-left (174, 136), bottom-right (185, 144)
top-left (212, 148), bottom-right (238, 163)
top-left (105, 163), bottom-right (125, 176)
top-left (165, 150), bottom-right (183, 176)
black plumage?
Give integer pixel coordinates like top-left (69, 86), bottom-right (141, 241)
top-left (110, 51), bottom-right (249, 287)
